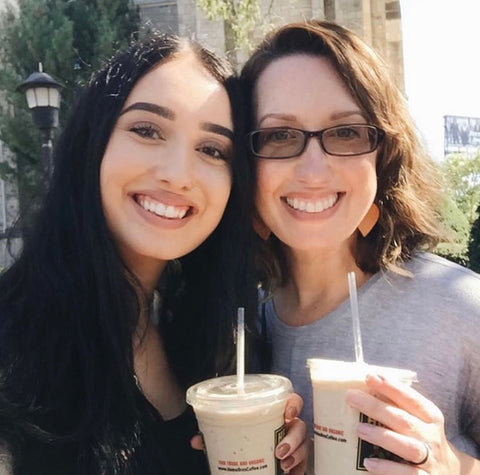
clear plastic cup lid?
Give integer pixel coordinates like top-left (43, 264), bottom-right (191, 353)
top-left (186, 374), bottom-right (293, 409)
top-left (307, 358), bottom-right (417, 383)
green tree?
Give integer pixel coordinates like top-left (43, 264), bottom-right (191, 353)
top-left (440, 153), bottom-right (480, 224)
top-left (0, 0), bottom-right (139, 208)
top-left (436, 196), bottom-right (471, 266)
top-left (196, 0), bottom-right (262, 66)
top-left (437, 152), bottom-right (480, 266)
top-left (468, 203), bottom-right (480, 272)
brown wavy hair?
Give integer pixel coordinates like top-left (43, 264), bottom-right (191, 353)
top-left (241, 20), bottom-right (445, 288)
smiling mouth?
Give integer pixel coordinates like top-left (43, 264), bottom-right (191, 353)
top-left (136, 195), bottom-right (192, 219)
top-left (285, 193), bottom-right (340, 213)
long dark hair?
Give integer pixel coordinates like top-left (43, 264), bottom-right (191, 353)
top-left (241, 20), bottom-right (444, 288)
top-left (0, 33), bottom-right (257, 474)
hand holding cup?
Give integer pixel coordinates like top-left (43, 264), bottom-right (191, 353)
top-left (345, 374), bottom-right (470, 474)
top-left (190, 392), bottom-right (308, 474)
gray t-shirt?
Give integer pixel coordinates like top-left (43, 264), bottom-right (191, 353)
top-left (260, 253), bottom-right (480, 460)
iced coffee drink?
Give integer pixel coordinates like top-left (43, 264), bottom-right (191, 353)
top-left (187, 374), bottom-right (292, 475)
top-left (308, 358), bottom-right (417, 475)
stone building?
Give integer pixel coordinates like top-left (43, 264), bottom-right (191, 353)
top-left (133, 0), bottom-right (404, 90)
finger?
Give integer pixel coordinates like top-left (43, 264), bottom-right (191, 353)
top-left (190, 434), bottom-right (204, 451)
top-left (275, 418), bottom-right (307, 459)
top-left (279, 438), bottom-right (309, 474)
top-left (366, 374), bottom-right (442, 423)
top-left (285, 451), bottom-right (308, 475)
top-left (362, 457), bottom-right (428, 475)
top-left (288, 460), bottom-right (308, 475)
top-left (357, 422), bottom-right (430, 465)
top-left (284, 393), bottom-right (303, 422)
top-left (346, 389), bottom-right (423, 437)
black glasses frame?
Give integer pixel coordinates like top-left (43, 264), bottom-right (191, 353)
top-left (247, 124), bottom-right (385, 159)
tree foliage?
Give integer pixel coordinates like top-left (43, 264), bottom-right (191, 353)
top-left (437, 152), bottom-right (480, 267)
top-left (0, 0), bottom-right (140, 206)
top-left (440, 153), bottom-right (480, 225)
top-left (435, 199), bottom-right (470, 266)
top-left (196, 0), bottom-right (261, 64)
top-left (468, 202), bottom-right (480, 272)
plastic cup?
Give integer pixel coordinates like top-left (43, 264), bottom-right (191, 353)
top-left (187, 374), bottom-right (293, 475)
top-left (307, 358), bottom-right (417, 475)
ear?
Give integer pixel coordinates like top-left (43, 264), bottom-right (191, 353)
top-left (358, 203), bottom-right (379, 237)
top-left (253, 213), bottom-right (271, 240)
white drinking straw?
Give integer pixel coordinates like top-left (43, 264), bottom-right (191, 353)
top-left (348, 272), bottom-right (364, 363)
top-left (236, 307), bottom-right (245, 392)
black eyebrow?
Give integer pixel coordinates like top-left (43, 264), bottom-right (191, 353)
top-left (120, 102), bottom-right (175, 120)
top-left (201, 122), bottom-right (233, 140)
top-left (119, 103), bottom-right (232, 139)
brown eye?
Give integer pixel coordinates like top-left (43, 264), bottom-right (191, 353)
top-left (198, 144), bottom-right (231, 161)
top-left (130, 122), bottom-right (164, 140)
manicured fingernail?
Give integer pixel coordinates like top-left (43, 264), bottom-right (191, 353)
top-left (367, 374), bottom-right (385, 383)
top-left (363, 458), bottom-right (378, 470)
top-left (276, 443), bottom-right (290, 458)
top-left (345, 389), bottom-right (363, 408)
top-left (357, 423), bottom-right (374, 436)
top-left (281, 455), bottom-right (294, 471)
top-left (286, 406), bottom-right (297, 419)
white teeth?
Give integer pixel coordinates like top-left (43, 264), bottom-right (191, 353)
top-left (155, 202), bottom-right (166, 215)
top-left (139, 197), bottom-right (188, 219)
top-left (165, 206), bottom-right (175, 218)
top-left (286, 194), bottom-right (338, 213)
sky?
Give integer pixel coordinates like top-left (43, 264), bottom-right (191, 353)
top-left (400, 0), bottom-right (480, 161)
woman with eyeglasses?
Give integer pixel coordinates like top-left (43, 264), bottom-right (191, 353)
top-left (241, 20), bottom-right (480, 474)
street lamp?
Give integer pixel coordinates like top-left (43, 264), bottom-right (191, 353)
top-left (18, 63), bottom-right (63, 181)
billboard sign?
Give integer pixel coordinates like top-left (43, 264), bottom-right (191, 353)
top-left (444, 115), bottom-right (480, 155)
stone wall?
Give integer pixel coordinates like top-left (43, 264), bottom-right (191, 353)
top-left (135, 0), bottom-right (180, 34)
top-left (133, 0), bottom-right (404, 89)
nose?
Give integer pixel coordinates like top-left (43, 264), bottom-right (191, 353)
top-left (153, 141), bottom-right (194, 190)
top-left (295, 136), bottom-right (331, 183)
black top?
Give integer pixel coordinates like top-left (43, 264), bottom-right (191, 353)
top-left (3, 407), bottom-right (208, 475)
top-left (161, 406), bottom-right (209, 474)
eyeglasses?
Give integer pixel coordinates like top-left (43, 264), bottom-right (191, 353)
top-left (248, 124), bottom-right (385, 159)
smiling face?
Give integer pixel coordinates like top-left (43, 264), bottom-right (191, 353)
top-left (100, 51), bottom-right (233, 289)
top-left (254, 54), bottom-right (378, 255)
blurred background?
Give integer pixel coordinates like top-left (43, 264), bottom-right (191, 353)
top-left (0, 0), bottom-right (479, 270)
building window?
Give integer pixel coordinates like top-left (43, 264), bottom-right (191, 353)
top-left (386, 1), bottom-right (401, 20)
top-left (324, 0), bottom-right (335, 21)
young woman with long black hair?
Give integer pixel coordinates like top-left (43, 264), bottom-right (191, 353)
top-left (0, 33), bottom-right (306, 474)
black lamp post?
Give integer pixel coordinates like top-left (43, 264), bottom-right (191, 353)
top-left (18, 64), bottom-right (63, 181)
